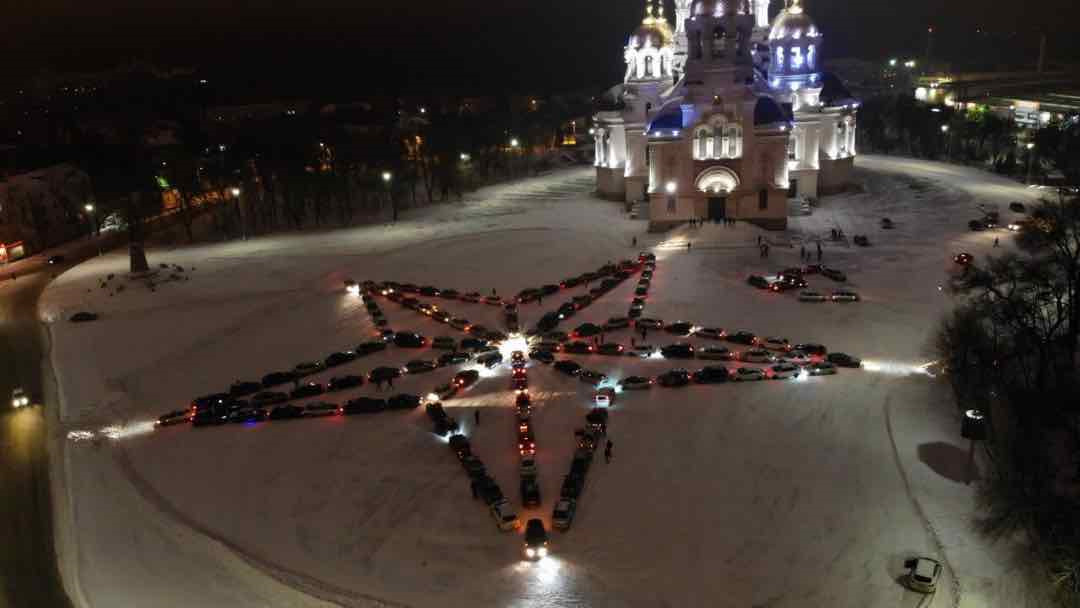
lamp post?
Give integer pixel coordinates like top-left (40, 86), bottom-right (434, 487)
top-left (1025, 142), bottom-right (1036, 185)
top-left (230, 188), bottom-right (244, 239)
top-left (940, 124), bottom-right (950, 161)
top-left (84, 203), bottom-right (102, 255)
top-left (382, 171), bottom-right (396, 222)
top-left (665, 181), bottom-right (677, 218)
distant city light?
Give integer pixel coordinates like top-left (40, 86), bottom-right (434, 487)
top-left (888, 58), bottom-right (897, 67)
top-left (460, 153), bottom-right (471, 161)
top-left (382, 171), bottom-right (393, 182)
top-left (84, 203), bottom-right (94, 213)
top-left (510, 138), bottom-right (520, 148)
top-left (230, 187), bottom-right (241, 197)
top-left (940, 125), bottom-right (949, 133)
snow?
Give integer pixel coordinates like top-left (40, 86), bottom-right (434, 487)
top-left (42, 159), bottom-right (1050, 607)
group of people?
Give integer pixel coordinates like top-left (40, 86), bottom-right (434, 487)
top-left (799, 240), bottom-right (823, 262)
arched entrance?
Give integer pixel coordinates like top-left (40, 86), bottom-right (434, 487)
top-left (695, 167), bottom-right (740, 221)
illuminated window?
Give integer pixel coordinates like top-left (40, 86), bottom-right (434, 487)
top-left (807, 45), bottom-right (816, 69)
top-left (791, 47), bottom-right (804, 69)
top-left (667, 195), bottom-right (677, 213)
top-left (776, 46), bottom-right (785, 68)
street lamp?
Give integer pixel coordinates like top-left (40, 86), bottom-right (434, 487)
top-left (665, 181), bottom-right (678, 194)
top-left (230, 187), bottom-right (241, 198)
top-left (1026, 142), bottom-right (1036, 185)
top-left (888, 58), bottom-right (897, 67)
top-left (941, 125), bottom-right (951, 161)
top-left (460, 153), bottom-right (470, 161)
top-left (84, 203), bottom-right (94, 213)
top-left (382, 171), bottom-right (396, 222)
top-left (510, 138), bottom-right (520, 149)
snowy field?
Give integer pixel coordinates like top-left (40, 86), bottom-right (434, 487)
top-left (41, 158), bottom-right (1050, 607)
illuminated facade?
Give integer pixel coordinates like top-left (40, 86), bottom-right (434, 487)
top-left (594, 0), bottom-right (858, 229)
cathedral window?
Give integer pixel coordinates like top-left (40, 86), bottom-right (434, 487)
top-left (696, 130), bottom-right (709, 159)
top-left (775, 46), bottom-right (785, 69)
top-left (791, 47), bottom-right (804, 69)
top-left (807, 45), bottom-right (816, 69)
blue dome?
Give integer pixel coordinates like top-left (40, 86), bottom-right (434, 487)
top-left (753, 97), bottom-right (792, 125)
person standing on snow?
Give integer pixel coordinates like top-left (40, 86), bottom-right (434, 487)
top-left (474, 409), bottom-right (480, 426)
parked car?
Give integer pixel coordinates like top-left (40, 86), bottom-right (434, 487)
top-left (328, 375), bottom-right (364, 391)
top-left (821, 267), bottom-right (847, 282)
top-left (826, 352), bottom-right (862, 368)
top-left (268, 404), bottom-right (305, 420)
top-left (252, 391), bottom-right (289, 406)
top-left (807, 361), bottom-right (838, 375)
top-left (432, 336), bottom-right (456, 350)
top-left (192, 405), bottom-right (230, 426)
top-left (954, 252), bottom-right (973, 265)
top-left (794, 343), bottom-right (827, 356)
top-left (387, 393), bottom-right (421, 410)
top-left (693, 366), bottom-right (730, 384)
top-left (799, 290), bottom-right (827, 302)
top-left (552, 498), bottom-right (576, 530)
top-left (968, 219), bottom-right (986, 231)
top-left (620, 376), bottom-right (653, 390)
top-left (657, 369), bottom-right (691, 387)
top-left (904, 557), bottom-right (943, 593)
top-left (70, 311), bottom-right (99, 322)
top-left (520, 456), bottom-right (538, 477)
top-left (190, 392), bottom-right (230, 413)
top-left (733, 367), bottom-right (766, 381)
top-left (661, 343), bottom-right (695, 359)
top-left (529, 349), bottom-right (554, 364)
top-left (596, 343), bottom-right (625, 356)
top-left (578, 370), bottom-right (607, 385)
top-left (831, 289), bottom-right (860, 302)
top-left (769, 363), bottom-right (801, 379)
top-left (460, 337), bottom-right (488, 351)
top-left (762, 337), bottom-right (791, 351)
top-left (770, 275), bottom-right (807, 291)
top-left (740, 348), bottom-right (774, 363)
top-left (368, 366), bottom-right (403, 383)
top-left (636, 318), bottom-right (664, 330)
top-left (303, 402), bottom-right (341, 417)
top-left (404, 359), bottom-right (438, 374)
top-left (560, 474), bottom-right (585, 499)
top-left (394, 332), bottom-right (427, 348)
top-left (697, 346), bottom-right (733, 360)
top-left (694, 327), bottom-right (725, 339)
top-left (490, 499), bottom-right (520, 531)
top-left (354, 341), bottom-right (387, 356)
top-left (261, 371), bottom-right (296, 387)
top-left (454, 369), bottom-right (480, 388)
top-left (47, 255), bottom-right (66, 265)
top-left (603, 317), bottom-right (630, 330)
top-left (665, 321), bottom-right (693, 335)
top-left (324, 351), bottom-right (357, 368)
top-left (476, 351), bottom-right (503, 368)
top-left (520, 478), bottom-right (542, 507)
top-left (229, 380), bottom-right (262, 397)
top-left (553, 360), bottom-right (582, 376)
top-left (780, 350), bottom-right (811, 365)
top-left (726, 331), bottom-right (757, 345)
top-left (290, 382), bottom-right (325, 399)
top-left (155, 409), bottom-right (191, 426)
top-left (562, 341), bottom-right (593, 354)
top-left (524, 519), bottom-right (549, 559)
top-left (747, 275), bottom-right (771, 289)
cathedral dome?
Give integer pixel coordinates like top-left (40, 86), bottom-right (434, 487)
top-left (768, 1), bottom-right (821, 41)
top-left (691, 0), bottom-right (723, 17)
top-left (628, 2), bottom-right (675, 49)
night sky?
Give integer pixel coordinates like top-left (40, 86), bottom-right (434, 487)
top-left (3, 0), bottom-right (1078, 96)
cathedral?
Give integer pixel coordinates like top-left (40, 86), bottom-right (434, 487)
top-left (593, 0), bottom-right (859, 229)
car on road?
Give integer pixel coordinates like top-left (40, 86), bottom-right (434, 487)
top-left (192, 405), bottom-right (230, 426)
top-left (155, 409), bottom-right (191, 426)
top-left (665, 321), bottom-right (693, 335)
top-left (11, 387), bottom-right (30, 408)
top-left (268, 404), bottom-right (305, 420)
top-left (904, 557), bottom-right (943, 593)
top-left (620, 376), bottom-right (653, 390)
top-left (252, 391), bottom-right (290, 406)
top-left (368, 366), bottom-right (403, 383)
top-left (524, 519), bottom-right (549, 559)
top-left (694, 327), bottom-right (725, 339)
top-left (520, 478), bottom-right (542, 507)
top-left (557, 303), bottom-right (576, 319)
top-left (228, 403), bottom-right (269, 424)
top-left (733, 367), bottom-right (766, 381)
top-left (328, 375), bottom-right (364, 391)
top-left (490, 499), bottom-right (520, 531)
top-left (552, 498), bottom-right (576, 530)
top-left (324, 351), bottom-right (357, 367)
top-left (826, 352), bottom-right (862, 368)
top-left (770, 275), bottom-right (807, 292)
top-left (303, 402), bottom-right (342, 417)
top-left (578, 370), bottom-right (607, 385)
top-left (657, 369), bottom-right (691, 387)
top-left (603, 317), bottom-right (630, 330)
top-left (831, 289), bottom-right (860, 302)
top-left (762, 337), bottom-right (791, 351)
top-left (572, 295), bottom-right (593, 310)
top-left (693, 366), bottom-right (730, 384)
top-left (807, 361), bottom-right (838, 375)
top-left (634, 284), bottom-right (650, 296)
top-left (821, 267), bottom-right (847, 282)
top-left (452, 369), bottom-right (480, 389)
top-left (261, 371), bottom-right (296, 387)
top-left (636, 318), bottom-right (663, 330)
top-left (799, 290), bottom-right (827, 302)
top-left (344, 397), bottom-right (385, 414)
top-left (191, 392), bottom-right (230, 414)
top-left (553, 360), bottom-right (582, 376)
top-left (954, 252), bottom-right (973, 265)
top-left (394, 332), bottom-right (427, 348)
top-left (726, 331), bottom-right (757, 345)
top-left (229, 381), bottom-right (262, 397)
top-left (438, 351), bottom-right (471, 366)
top-left (1009, 201), bottom-right (1026, 213)
top-left (483, 295), bottom-right (502, 306)
top-left (561, 474), bottom-right (585, 499)
top-left (794, 343), bottom-right (827, 356)
top-left (440, 289), bottom-right (459, 300)
top-left (661, 343), bottom-right (695, 359)
top-left (739, 349), bottom-right (774, 363)
top-left (419, 286), bottom-right (440, 297)
top-left (697, 346), bottom-right (733, 360)
top-left (449, 317), bottom-right (471, 331)
top-left (769, 363), bottom-right (801, 379)
top-left (968, 219), bottom-right (987, 231)
top-left (528, 349), bottom-right (554, 364)
top-left (520, 456), bottom-right (537, 477)
top-left (290, 382), bottom-right (325, 399)
top-left (460, 337), bottom-right (488, 351)
top-left (594, 387), bottom-right (616, 407)
top-left (747, 275), bottom-right (771, 289)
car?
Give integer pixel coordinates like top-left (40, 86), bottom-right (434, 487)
top-left (634, 285), bottom-right (649, 296)
top-left (449, 317), bottom-right (471, 331)
top-left (387, 393), bottom-right (421, 410)
top-left (324, 351), bottom-right (357, 367)
top-left (11, 387), bottom-right (30, 409)
top-left (47, 255), bottom-right (66, 265)
top-left (268, 404), bottom-right (305, 420)
top-left (586, 407), bottom-right (609, 431)
top-left (807, 361), bottom-right (838, 375)
top-left (432, 336), bottom-right (456, 350)
top-left (520, 456), bottom-right (538, 477)
top-left (448, 435), bottom-right (470, 459)
top-left (70, 311), bottom-right (99, 322)
top-left (536, 312), bottom-right (561, 332)
top-left (657, 369), bottom-right (691, 387)
top-left (516, 403), bottom-right (532, 422)
top-left (740, 348), bottom-right (774, 363)
top-left (476, 351), bottom-right (503, 368)
top-left (403, 359), bottom-right (438, 374)
top-left (543, 331), bottom-right (569, 342)
top-left (763, 337), bottom-right (791, 351)
top-left (460, 337), bottom-right (488, 351)
top-left (483, 295), bottom-right (502, 306)
top-left (560, 474), bottom-right (585, 499)
top-left (553, 360), bottom-right (582, 376)
top-left (637, 318), bottom-right (663, 330)
top-left (512, 366), bottom-right (528, 379)
top-left (228, 405), bottom-right (270, 423)
top-left (368, 366), bottom-right (403, 383)
top-left (354, 341), bottom-right (388, 356)
top-left (596, 342), bottom-right (624, 356)
top-left (620, 376), bottom-right (653, 390)
top-left (826, 352), bottom-right (862, 368)
top-left (261, 371), bottom-right (296, 387)
top-left (571, 295), bottom-right (593, 310)
top-left (547, 498), bottom-right (576, 532)
top-left (968, 219), bottom-right (986, 231)
top-left (399, 283), bottom-right (419, 294)
top-left (733, 367), bottom-right (766, 381)
top-left (539, 284), bottom-right (560, 296)
top-left (1009, 201), bottom-right (1026, 213)
top-left (594, 387), bottom-right (616, 407)
top-left (831, 289), bottom-right (860, 302)
top-left (880, 217), bottom-right (895, 229)
top-left (524, 519), bottom-right (549, 559)
top-left (190, 392), bottom-right (230, 413)
top-left (780, 350), bottom-right (811, 365)
top-left (343, 397), bottom-right (385, 414)
top-left (638, 251), bottom-right (656, 262)
top-left (697, 346), bottom-right (733, 360)
top-left (155, 409), bottom-right (191, 426)
top-left (660, 343), bottom-right (695, 359)
top-left (252, 391), bottom-right (290, 406)
top-left (630, 297), bottom-right (646, 309)
top-left (603, 317), bottom-right (630, 330)
top-left (693, 366), bottom-right (730, 384)
top-left (821, 267), bottom-right (847, 282)
top-left (794, 343), bottom-right (827, 356)
top-left (394, 332), bottom-right (426, 348)
top-left (799, 290), bottom-right (827, 302)
top-left (578, 370), bottom-right (607, 385)
top-left (769, 363), bottom-right (801, 379)
top-left (440, 288), bottom-right (460, 299)
top-left (453, 369), bottom-right (480, 388)
top-left (770, 275), bottom-right (808, 291)
top-left (229, 381), bottom-right (262, 397)
top-left (192, 405), bottom-right (230, 426)
top-left (954, 252), bottom-right (973, 265)
top-left (290, 382), bottom-right (325, 399)
top-left (328, 375), bottom-right (364, 391)
top-left (905, 557), bottom-right (943, 593)
top-left (419, 286), bottom-right (440, 297)
top-left (457, 291), bottom-right (479, 303)
top-left (557, 303), bottom-right (576, 319)
top-left (726, 331), bottom-right (757, 345)
top-left (517, 288), bottom-right (540, 303)
top-left (529, 349), bottom-right (554, 363)
top-left (747, 275), bottom-right (771, 289)
top-left (562, 341), bottom-right (593, 354)
top-left (665, 321), bottom-right (693, 335)
top-left (489, 499), bottom-right (520, 531)
top-left (573, 322), bottom-right (604, 338)
top-left (438, 351), bottom-right (471, 366)
top-left (520, 478), bottom-right (542, 507)
top-left (518, 433), bottom-right (536, 456)
top-left (695, 327), bottom-right (725, 339)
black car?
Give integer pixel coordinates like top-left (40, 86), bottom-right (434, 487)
top-left (438, 351), bottom-right (471, 366)
top-left (419, 286), bottom-right (440, 297)
top-left (354, 341), bottom-right (388, 356)
top-left (191, 392), bottom-right (230, 413)
top-left (70, 311), bottom-right (99, 322)
top-left (747, 275), bottom-right (770, 289)
top-left (251, 391), bottom-right (289, 406)
top-left (328, 375), bottom-right (364, 391)
top-left (657, 369), bottom-right (691, 387)
top-left (192, 405), bottom-right (230, 426)
top-left (770, 275), bottom-right (808, 291)
top-left (47, 255), bottom-right (66, 265)
top-left (574, 323), bottom-right (602, 337)
top-left (826, 352), bottom-right (862, 368)
top-left (562, 341), bottom-right (593, 354)
top-left (324, 351), bottom-right (357, 367)
top-left (343, 397), bottom-right (386, 414)
top-left (968, 219), bottom-right (986, 231)
top-left (693, 366), bottom-right (731, 384)
top-left (560, 474), bottom-right (585, 499)
top-left (521, 478), bottom-right (542, 507)
top-left (553, 360), bottom-right (582, 376)
top-left (229, 381), bottom-right (262, 397)
top-left (290, 382), bottom-right (325, 399)
top-left (660, 343), bottom-right (695, 359)
top-left (557, 303), bottom-right (576, 319)
top-left (793, 343), bottom-right (827, 356)
top-left (460, 337), bottom-right (488, 351)
top-left (156, 409), bottom-right (192, 426)
top-left (368, 366), bottom-right (403, 383)
top-left (536, 312), bottom-right (561, 333)
top-left (480, 479), bottom-right (504, 506)
top-left (268, 404), bottom-right (305, 420)
top-left (394, 332), bottom-right (427, 348)
top-left (529, 349), bottom-right (555, 363)
top-left (560, 276), bottom-right (582, 288)
top-left (665, 321), bottom-right (693, 335)
top-left (228, 405), bottom-right (269, 424)
top-left (476, 351), bottom-right (503, 368)
top-left (448, 434), bottom-right (471, 459)
top-left (821, 267), bottom-right (847, 282)
top-left (524, 519), bottom-right (549, 559)
top-left (453, 369), bottom-right (481, 388)
top-left (726, 331), bottom-right (757, 345)
top-left (596, 343), bottom-right (624, 356)
top-left (540, 284), bottom-right (560, 296)
top-left (441, 289), bottom-right (460, 299)
top-left (261, 371), bottom-right (296, 387)
top-left (387, 393), bottom-right (421, 410)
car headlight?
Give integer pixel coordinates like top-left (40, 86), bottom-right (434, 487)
top-left (538, 547), bottom-right (548, 557)
top-left (525, 547), bottom-right (536, 558)
top-left (12, 399), bottom-right (18, 407)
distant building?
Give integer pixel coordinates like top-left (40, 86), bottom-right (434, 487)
top-left (0, 164), bottom-right (91, 260)
top-left (913, 71), bottom-right (1080, 128)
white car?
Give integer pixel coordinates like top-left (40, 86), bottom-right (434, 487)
top-left (807, 361), bottom-right (838, 375)
top-left (734, 367), bottom-right (766, 381)
top-left (694, 327), bottom-right (726, 339)
top-left (636, 318), bottom-right (664, 329)
top-left (697, 346), bottom-right (733, 360)
top-left (762, 337), bottom-right (791, 351)
top-left (905, 557), bottom-right (943, 593)
top-left (831, 289), bottom-right (860, 302)
top-left (594, 387), bottom-right (616, 406)
top-left (490, 499), bottom-right (520, 531)
top-left (620, 376), bottom-right (653, 390)
top-left (11, 388), bottom-right (29, 408)
top-left (520, 456), bottom-right (538, 477)
top-left (799, 290), bottom-right (827, 302)
top-left (769, 363), bottom-right (800, 379)
top-left (740, 348), bottom-right (774, 363)
top-left (780, 350), bottom-right (811, 365)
